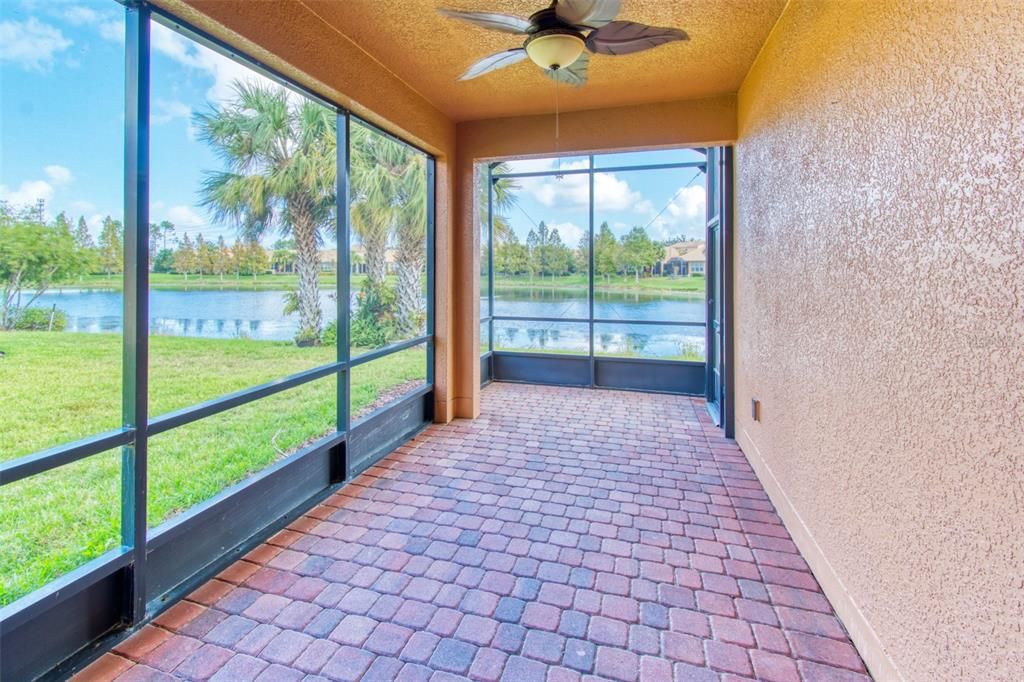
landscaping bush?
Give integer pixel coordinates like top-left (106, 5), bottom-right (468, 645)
top-left (351, 279), bottom-right (394, 348)
top-left (321, 321), bottom-right (337, 346)
top-left (12, 307), bottom-right (67, 331)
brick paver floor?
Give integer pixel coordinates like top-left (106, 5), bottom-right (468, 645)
top-left (76, 383), bottom-right (869, 681)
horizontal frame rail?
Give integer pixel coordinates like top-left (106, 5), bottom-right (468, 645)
top-left (3, 341), bottom-right (428, 486)
top-left (492, 314), bottom-right (706, 328)
top-left (0, 547), bottom-right (133, 629)
top-left (493, 350), bottom-right (704, 366)
top-left (147, 362), bottom-right (345, 436)
top-left (491, 160), bottom-right (706, 180)
top-left (0, 429), bottom-right (135, 487)
top-left (349, 335), bottom-right (432, 368)
top-left (592, 318), bottom-right (706, 328)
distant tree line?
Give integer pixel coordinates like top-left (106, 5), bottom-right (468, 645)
top-left (493, 220), bottom-right (665, 282)
top-left (158, 232), bottom-right (269, 281)
top-left (1, 201), bottom-right (91, 329)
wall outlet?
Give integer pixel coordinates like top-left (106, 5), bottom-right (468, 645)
top-left (751, 398), bottom-right (761, 422)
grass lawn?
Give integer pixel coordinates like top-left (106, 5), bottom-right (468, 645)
top-left (0, 331), bottom-right (425, 605)
top-left (489, 273), bottom-right (706, 295)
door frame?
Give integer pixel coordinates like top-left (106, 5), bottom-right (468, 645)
top-left (704, 146), bottom-right (735, 436)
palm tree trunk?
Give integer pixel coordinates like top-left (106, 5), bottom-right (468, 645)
top-left (395, 255), bottom-right (424, 337)
top-left (291, 203), bottom-right (322, 342)
top-left (364, 227), bottom-right (388, 286)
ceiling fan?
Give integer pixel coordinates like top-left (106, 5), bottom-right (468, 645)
top-left (439, 0), bottom-right (689, 86)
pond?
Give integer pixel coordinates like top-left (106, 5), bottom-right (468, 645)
top-left (485, 286), bottom-right (706, 358)
top-left (27, 286), bottom-right (707, 357)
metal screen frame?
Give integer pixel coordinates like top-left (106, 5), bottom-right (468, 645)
top-left (0, 2), bottom-right (437, 678)
top-left (483, 153), bottom-right (711, 396)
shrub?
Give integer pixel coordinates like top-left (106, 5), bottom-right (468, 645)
top-left (12, 307), bottom-right (67, 331)
top-left (350, 279), bottom-right (394, 348)
top-left (294, 329), bottom-right (321, 347)
top-left (321, 321), bottom-right (337, 346)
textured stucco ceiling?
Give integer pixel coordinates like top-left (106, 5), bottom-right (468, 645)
top-left (298, 0), bottom-right (787, 122)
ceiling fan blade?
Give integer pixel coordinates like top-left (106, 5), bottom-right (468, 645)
top-left (437, 8), bottom-right (531, 34)
top-left (459, 48), bottom-right (529, 81)
top-left (585, 21), bottom-right (688, 55)
top-left (555, 0), bottom-right (621, 29)
top-left (543, 52), bottom-right (590, 87)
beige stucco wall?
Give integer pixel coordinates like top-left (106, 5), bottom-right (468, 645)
top-left (734, 1), bottom-right (1024, 679)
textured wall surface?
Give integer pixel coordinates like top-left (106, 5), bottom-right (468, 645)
top-left (735, 1), bottom-right (1024, 679)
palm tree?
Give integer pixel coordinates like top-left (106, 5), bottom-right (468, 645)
top-left (194, 82), bottom-right (336, 343)
top-left (350, 122), bottom-right (428, 337)
top-left (392, 154), bottom-right (427, 336)
top-left (479, 162), bottom-right (519, 245)
top-left (349, 122), bottom-right (397, 286)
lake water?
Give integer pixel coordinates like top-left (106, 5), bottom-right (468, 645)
top-left (29, 286), bottom-right (706, 357)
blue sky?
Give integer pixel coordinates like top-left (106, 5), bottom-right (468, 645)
top-left (497, 152), bottom-right (708, 247)
top-left (1, 0), bottom-right (302, 246)
top-left (1, 0), bottom-right (706, 249)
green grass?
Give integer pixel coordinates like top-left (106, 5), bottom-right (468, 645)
top-left (0, 331), bottom-right (425, 605)
top-left (488, 273), bottom-right (706, 295)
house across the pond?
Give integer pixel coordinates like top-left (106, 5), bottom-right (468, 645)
top-left (319, 246), bottom-right (399, 274)
top-left (657, 239), bottom-right (706, 276)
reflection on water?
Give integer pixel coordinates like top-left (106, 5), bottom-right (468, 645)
top-left (489, 286), bottom-right (705, 322)
top-left (30, 288), bottom-right (339, 342)
top-left (32, 285), bottom-right (705, 356)
top-left (492, 321), bottom-right (705, 359)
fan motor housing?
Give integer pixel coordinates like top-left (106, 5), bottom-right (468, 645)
top-left (523, 7), bottom-right (585, 71)
top-left (526, 6), bottom-right (577, 33)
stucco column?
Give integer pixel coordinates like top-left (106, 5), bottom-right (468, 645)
top-left (448, 144), bottom-right (482, 419)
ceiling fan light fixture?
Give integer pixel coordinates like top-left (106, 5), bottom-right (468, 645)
top-left (524, 30), bottom-right (585, 71)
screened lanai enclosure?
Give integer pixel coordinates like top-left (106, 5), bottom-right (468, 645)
top-left (0, 4), bottom-right (435, 679)
top-left (1, 2), bottom-right (731, 680)
top-left (2, 0), bottom-right (1015, 679)
top-left (479, 148), bottom-right (733, 428)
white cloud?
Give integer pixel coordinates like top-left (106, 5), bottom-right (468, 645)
top-left (90, 15), bottom-right (289, 109)
top-left (150, 22), bottom-right (279, 106)
top-left (593, 172), bottom-right (643, 211)
top-left (153, 99), bottom-right (192, 125)
top-left (166, 205), bottom-right (207, 228)
top-left (70, 200), bottom-right (97, 214)
top-left (520, 165), bottom-right (641, 213)
top-left (548, 221), bottom-right (585, 247)
top-left (86, 213), bottom-right (106, 236)
top-left (62, 6), bottom-right (100, 25)
top-left (0, 17), bottom-right (72, 71)
top-left (44, 164), bottom-right (73, 185)
top-left (0, 179), bottom-right (54, 207)
top-left (97, 18), bottom-right (122, 42)
top-left (644, 184), bottom-right (706, 240)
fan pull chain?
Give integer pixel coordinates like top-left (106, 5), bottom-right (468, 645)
top-left (554, 76), bottom-right (563, 180)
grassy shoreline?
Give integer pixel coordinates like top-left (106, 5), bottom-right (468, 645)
top-left (50, 272), bottom-right (706, 295)
top-left (0, 331), bottom-right (425, 605)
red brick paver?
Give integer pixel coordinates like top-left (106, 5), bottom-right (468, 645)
top-left (74, 383), bottom-right (868, 681)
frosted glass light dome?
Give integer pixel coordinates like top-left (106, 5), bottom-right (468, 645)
top-left (525, 31), bottom-right (585, 71)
